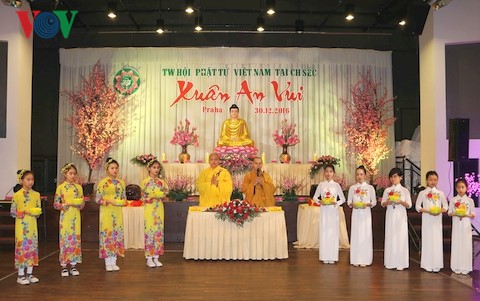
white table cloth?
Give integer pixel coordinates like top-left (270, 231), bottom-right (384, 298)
top-left (183, 211), bottom-right (288, 260)
top-left (294, 204), bottom-right (350, 249)
top-left (122, 206), bottom-right (145, 249)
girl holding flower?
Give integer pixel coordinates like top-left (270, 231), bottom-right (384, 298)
top-left (448, 179), bottom-right (475, 275)
top-left (381, 167), bottom-right (412, 271)
top-left (312, 164), bottom-right (346, 264)
top-left (54, 163), bottom-right (84, 277)
top-left (10, 169), bottom-right (41, 285)
top-left (141, 159), bottom-right (167, 268)
top-left (95, 157), bottom-right (126, 272)
top-left (347, 165), bottom-right (376, 267)
top-left (415, 171), bottom-right (448, 272)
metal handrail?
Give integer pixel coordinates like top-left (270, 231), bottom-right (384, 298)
top-left (395, 156), bottom-right (421, 193)
top-left (407, 214), bottom-right (421, 254)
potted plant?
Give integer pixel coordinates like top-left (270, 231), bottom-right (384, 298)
top-left (62, 61), bottom-right (129, 194)
top-left (170, 119), bottom-right (199, 163)
top-left (278, 175), bottom-right (305, 202)
top-left (165, 174), bottom-right (195, 201)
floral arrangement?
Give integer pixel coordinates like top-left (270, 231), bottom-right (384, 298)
top-left (352, 187), bottom-right (368, 208)
top-left (272, 119), bottom-right (300, 147)
top-left (454, 201), bottom-right (468, 216)
top-left (278, 175), bottom-right (305, 201)
top-left (130, 154), bottom-right (157, 167)
top-left (214, 146), bottom-right (258, 175)
top-left (231, 176), bottom-right (244, 200)
top-left (321, 190), bottom-right (336, 205)
top-left (457, 173), bottom-right (480, 198)
top-left (388, 190), bottom-right (401, 203)
top-left (342, 70), bottom-right (396, 177)
top-left (165, 174), bottom-right (195, 201)
top-left (309, 155), bottom-right (341, 178)
top-left (208, 199), bottom-right (266, 227)
top-left (218, 153), bottom-right (254, 175)
top-left (170, 119), bottom-right (200, 147)
top-left (62, 61), bottom-right (129, 183)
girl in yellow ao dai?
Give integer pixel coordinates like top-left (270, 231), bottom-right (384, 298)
top-left (10, 169), bottom-right (41, 285)
top-left (141, 160), bottom-right (167, 268)
top-left (95, 158), bottom-right (126, 272)
top-left (54, 163), bottom-right (84, 277)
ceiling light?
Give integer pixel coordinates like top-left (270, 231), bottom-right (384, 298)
top-left (266, 0), bottom-right (275, 15)
top-left (398, 19), bottom-right (406, 26)
top-left (295, 19), bottom-right (304, 33)
top-left (194, 15), bottom-right (203, 31)
top-left (107, 2), bottom-right (117, 19)
top-left (345, 4), bottom-right (354, 21)
top-left (429, 0), bottom-right (452, 10)
top-left (257, 17), bottom-right (265, 32)
top-left (185, 0), bottom-right (194, 14)
top-left (156, 19), bottom-right (165, 34)
top-left (2, 0), bottom-right (22, 8)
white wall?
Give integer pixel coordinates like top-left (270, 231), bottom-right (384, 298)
top-left (0, 5), bottom-right (33, 197)
top-left (420, 0), bottom-right (480, 198)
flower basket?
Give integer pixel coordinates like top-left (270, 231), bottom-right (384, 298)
top-left (165, 174), bottom-right (194, 201)
top-left (207, 199), bottom-right (266, 227)
top-left (278, 176), bottom-right (305, 202)
top-left (429, 206), bottom-right (441, 214)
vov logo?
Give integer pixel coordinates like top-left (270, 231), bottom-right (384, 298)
top-left (16, 10), bottom-right (78, 39)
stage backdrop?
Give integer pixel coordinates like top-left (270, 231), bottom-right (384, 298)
top-left (58, 47), bottom-right (394, 188)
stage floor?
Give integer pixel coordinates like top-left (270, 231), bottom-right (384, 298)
top-left (0, 242), bottom-right (477, 300)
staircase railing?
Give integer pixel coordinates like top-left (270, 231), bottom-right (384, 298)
top-left (407, 212), bottom-right (421, 254)
top-left (395, 156), bottom-right (421, 194)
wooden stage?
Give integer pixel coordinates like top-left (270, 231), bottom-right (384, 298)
top-left (0, 242), bottom-right (477, 300)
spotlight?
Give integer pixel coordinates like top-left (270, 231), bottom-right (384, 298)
top-left (2, 0), bottom-right (22, 8)
top-left (156, 19), bottom-right (165, 34)
top-left (194, 15), bottom-right (203, 31)
top-left (266, 0), bottom-right (275, 15)
top-left (398, 19), bottom-right (406, 26)
top-left (295, 19), bottom-right (304, 33)
top-left (107, 2), bottom-right (117, 19)
top-left (257, 17), bottom-right (265, 32)
top-left (345, 4), bottom-right (354, 21)
top-left (185, 0), bottom-right (194, 14)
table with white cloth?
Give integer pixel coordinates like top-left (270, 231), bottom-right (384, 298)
top-left (122, 206), bottom-right (145, 249)
top-left (183, 211), bottom-right (289, 260)
top-left (294, 204), bottom-right (350, 249)
top-left (163, 163), bottom-right (321, 196)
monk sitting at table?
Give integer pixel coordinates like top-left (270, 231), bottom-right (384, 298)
top-left (242, 157), bottom-right (276, 207)
top-left (197, 153), bottom-right (233, 208)
top-left (217, 104), bottom-right (254, 147)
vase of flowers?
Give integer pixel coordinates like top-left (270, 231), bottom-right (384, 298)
top-left (279, 146), bottom-right (291, 164)
top-left (165, 174), bottom-right (194, 201)
top-left (272, 119), bottom-right (300, 164)
top-left (170, 119), bottom-right (199, 164)
top-left (278, 175), bottom-right (305, 202)
top-left (178, 145), bottom-right (190, 164)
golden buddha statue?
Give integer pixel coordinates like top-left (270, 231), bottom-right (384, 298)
top-left (218, 104), bottom-right (254, 147)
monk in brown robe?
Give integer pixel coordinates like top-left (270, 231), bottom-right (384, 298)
top-left (242, 157), bottom-right (276, 207)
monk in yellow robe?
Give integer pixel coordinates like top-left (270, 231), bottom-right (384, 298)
top-left (197, 153), bottom-right (233, 207)
top-left (242, 157), bottom-right (276, 207)
top-left (218, 104), bottom-right (254, 147)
